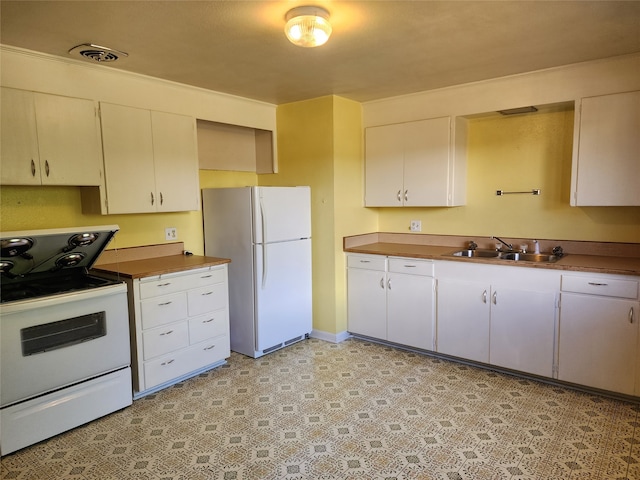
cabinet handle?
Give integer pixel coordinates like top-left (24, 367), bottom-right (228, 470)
top-left (151, 192), bottom-right (155, 205)
top-left (157, 282), bottom-right (171, 287)
top-left (30, 159), bottom-right (36, 177)
top-left (158, 301), bottom-right (173, 306)
top-left (204, 345), bottom-right (216, 351)
top-left (201, 291), bottom-right (213, 296)
top-left (380, 278), bottom-right (384, 289)
top-left (482, 290), bottom-right (487, 304)
top-left (397, 190), bottom-right (402, 202)
top-left (45, 160), bottom-right (50, 177)
top-left (387, 279), bottom-right (392, 290)
top-left (160, 330), bottom-right (173, 336)
top-left (203, 318), bottom-right (215, 323)
top-left (492, 291), bottom-right (497, 305)
top-left (201, 274), bottom-right (213, 278)
top-left (404, 265), bottom-right (416, 268)
top-left (160, 192), bottom-right (164, 205)
top-left (161, 359), bottom-right (175, 366)
top-left (630, 307), bottom-right (635, 324)
top-left (588, 282), bottom-right (608, 286)
top-left (359, 260), bottom-right (371, 263)
top-left (404, 190), bottom-right (408, 202)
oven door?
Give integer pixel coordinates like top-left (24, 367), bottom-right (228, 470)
top-left (0, 284), bottom-right (130, 407)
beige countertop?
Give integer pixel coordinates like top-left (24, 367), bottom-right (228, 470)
top-left (344, 234), bottom-right (640, 277)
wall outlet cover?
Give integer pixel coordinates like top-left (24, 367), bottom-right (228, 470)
top-left (410, 220), bottom-right (422, 232)
top-left (165, 227), bottom-right (177, 241)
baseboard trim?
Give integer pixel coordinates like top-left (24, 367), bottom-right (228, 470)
top-left (309, 329), bottom-right (351, 344)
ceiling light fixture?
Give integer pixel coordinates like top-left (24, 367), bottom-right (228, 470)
top-left (284, 6), bottom-right (332, 48)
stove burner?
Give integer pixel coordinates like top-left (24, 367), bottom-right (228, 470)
top-left (1, 238), bottom-right (34, 257)
top-left (55, 252), bottom-right (86, 269)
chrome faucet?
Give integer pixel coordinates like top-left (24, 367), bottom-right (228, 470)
top-left (491, 236), bottom-right (513, 251)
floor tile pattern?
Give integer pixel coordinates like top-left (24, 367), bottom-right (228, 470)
top-left (2, 338), bottom-right (639, 479)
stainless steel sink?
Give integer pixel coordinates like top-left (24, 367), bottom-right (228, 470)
top-left (450, 249), bottom-right (501, 258)
top-left (447, 250), bottom-right (561, 263)
top-left (499, 252), bottom-right (560, 263)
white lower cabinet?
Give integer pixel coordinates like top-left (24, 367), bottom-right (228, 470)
top-left (435, 261), bottom-right (558, 377)
top-left (558, 274), bottom-right (639, 396)
top-left (347, 254), bottom-right (435, 351)
top-left (129, 265), bottom-right (230, 398)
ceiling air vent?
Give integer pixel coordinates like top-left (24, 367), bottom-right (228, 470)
top-left (68, 43), bottom-right (128, 63)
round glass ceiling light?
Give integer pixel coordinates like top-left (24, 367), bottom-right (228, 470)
top-left (284, 6), bottom-right (332, 48)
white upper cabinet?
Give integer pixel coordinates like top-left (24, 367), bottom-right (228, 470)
top-left (571, 90), bottom-right (640, 206)
top-left (99, 103), bottom-right (199, 214)
top-left (364, 116), bottom-right (466, 207)
top-left (1, 87), bottom-right (102, 186)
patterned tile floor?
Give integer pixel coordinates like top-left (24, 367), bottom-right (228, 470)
top-left (2, 338), bottom-right (639, 480)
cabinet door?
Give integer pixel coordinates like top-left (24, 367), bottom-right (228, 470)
top-left (100, 103), bottom-right (157, 213)
top-left (33, 93), bottom-right (102, 186)
top-left (558, 293), bottom-right (638, 395)
top-left (573, 91), bottom-right (640, 206)
top-left (489, 287), bottom-right (556, 377)
top-left (364, 123), bottom-right (404, 206)
top-left (151, 111), bottom-right (200, 212)
top-left (387, 273), bottom-right (435, 350)
top-left (1, 87), bottom-right (41, 185)
top-left (436, 278), bottom-right (490, 363)
top-left (403, 117), bottom-right (451, 206)
top-left (347, 268), bottom-right (387, 339)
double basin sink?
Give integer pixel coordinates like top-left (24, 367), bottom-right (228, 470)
top-left (448, 249), bottom-right (560, 263)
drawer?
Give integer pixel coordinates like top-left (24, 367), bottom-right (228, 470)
top-left (347, 254), bottom-right (386, 271)
top-left (140, 293), bottom-right (188, 330)
top-left (561, 275), bottom-right (638, 299)
top-left (189, 309), bottom-right (229, 344)
top-left (142, 321), bottom-right (189, 360)
top-left (388, 257), bottom-right (434, 276)
top-left (139, 275), bottom-right (191, 299)
top-left (143, 335), bottom-right (230, 389)
top-left (186, 266), bottom-right (227, 289)
top-left (187, 283), bottom-right (228, 317)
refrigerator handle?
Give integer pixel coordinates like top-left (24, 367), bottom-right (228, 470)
top-left (259, 195), bottom-right (268, 288)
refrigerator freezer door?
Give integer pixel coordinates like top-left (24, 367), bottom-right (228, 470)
top-left (254, 238), bottom-right (312, 351)
top-left (253, 186), bottom-right (311, 244)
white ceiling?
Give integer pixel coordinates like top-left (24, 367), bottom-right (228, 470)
top-left (1, 1), bottom-right (639, 105)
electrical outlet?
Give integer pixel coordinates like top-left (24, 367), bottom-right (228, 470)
top-left (410, 220), bottom-right (422, 232)
top-left (165, 227), bottom-right (177, 241)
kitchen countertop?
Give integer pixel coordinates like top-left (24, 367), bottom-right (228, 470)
top-left (344, 234), bottom-right (640, 277)
top-left (93, 254), bottom-right (230, 279)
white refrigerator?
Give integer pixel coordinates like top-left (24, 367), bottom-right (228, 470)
top-left (202, 186), bottom-right (312, 358)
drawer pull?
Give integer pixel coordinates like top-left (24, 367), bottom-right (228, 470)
top-left (482, 290), bottom-right (487, 304)
top-left (630, 307), bottom-right (635, 324)
top-left (160, 330), bottom-right (173, 336)
top-left (158, 301), bottom-right (173, 306)
top-left (201, 274), bottom-right (213, 278)
top-left (204, 345), bottom-right (216, 351)
top-left (157, 283), bottom-right (171, 287)
top-left (492, 291), bottom-right (497, 305)
top-left (359, 260), bottom-right (371, 263)
top-left (404, 265), bottom-right (417, 268)
top-left (203, 318), bottom-right (215, 323)
top-left (161, 359), bottom-right (175, 366)
top-left (201, 291), bottom-right (214, 296)
top-left (588, 282), bottom-right (608, 286)
top-left (387, 279), bottom-right (392, 290)
top-left (380, 278), bottom-right (384, 289)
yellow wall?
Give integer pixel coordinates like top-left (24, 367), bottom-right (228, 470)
top-left (377, 110), bottom-right (640, 242)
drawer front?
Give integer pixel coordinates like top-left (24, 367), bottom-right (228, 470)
top-left (142, 321), bottom-right (189, 360)
top-left (143, 336), bottom-right (230, 389)
top-left (388, 257), bottom-right (434, 276)
top-left (187, 283), bottom-right (228, 317)
top-left (186, 267), bottom-right (227, 289)
top-left (141, 293), bottom-right (188, 330)
top-left (139, 275), bottom-right (191, 299)
top-left (347, 254), bottom-right (386, 271)
top-left (189, 309), bottom-right (229, 344)
top-left (561, 275), bottom-right (638, 299)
